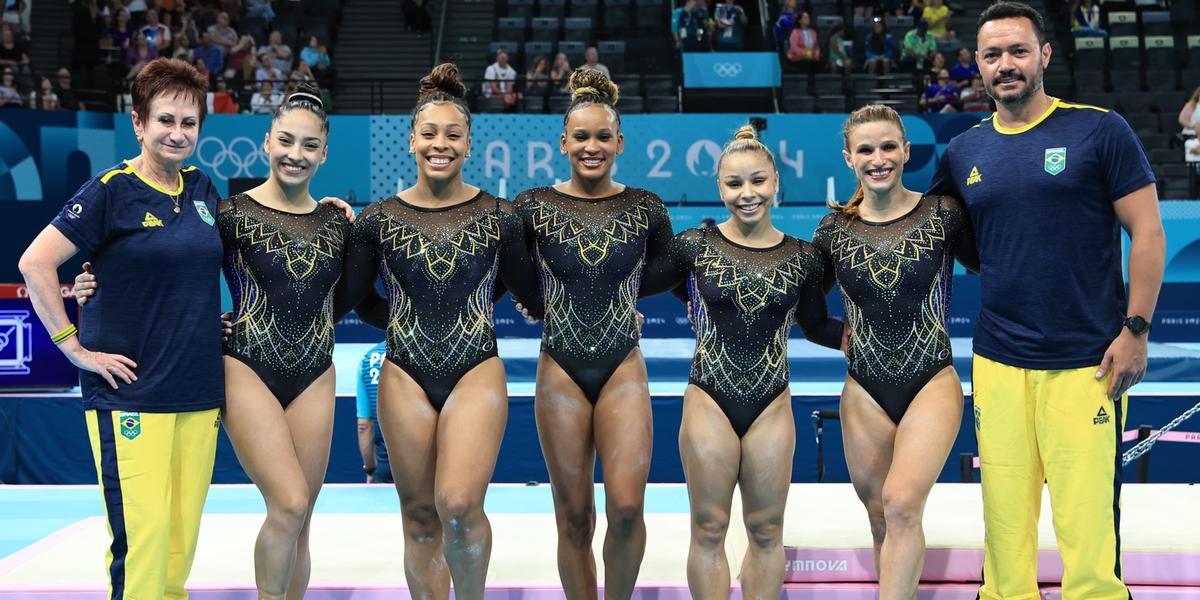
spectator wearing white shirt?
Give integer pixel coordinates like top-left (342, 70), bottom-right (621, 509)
top-left (582, 46), bottom-right (610, 78)
top-left (250, 79), bottom-right (281, 114)
top-left (483, 49), bottom-right (520, 110)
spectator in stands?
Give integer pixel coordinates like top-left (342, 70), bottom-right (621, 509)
top-left (124, 32), bottom-right (159, 80)
top-left (774, 0), bottom-right (799, 52)
top-left (292, 60), bottom-right (315, 83)
top-left (0, 66), bottom-right (21, 107)
top-left (922, 0), bottom-right (954, 41)
top-left (852, 0), bottom-right (874, 19)
top-left (550, 51), bottom-right (571, 94)
top-left (1, 0), bottom-right (24, 33)
top-left (402, 0), bottom-right (432, 33)
top-left (193, 30), bottom-right (224, 80)
top-left (1071, 0), bottom-right (1106, 38)
top-left (864, 18), bottom-right (895, 75)
top-left (141, 8), bottom-right (172, 51)
top-left (193, 56), bottom-right (209, 82)
top-left (1179, 86), bottom-right (1200, 139)
top-left (29, 76), bottom-right (60, 110)
top-left (54, 67), bottom-right (79, 110)
top-left (484, 49), bottom-right (520, 110)
top-left (124, 0), bottom-right (148, 28)
top-left (224, 34), bottom-right (254, 79)
top-left (713, 0), bottom-right (747, 51)
top-left (0, 23), bottom-right (28, 75)
top-left (925, 49), bottom-right (945, 82)
top-left (900, 19), bottom-right (937, 74)
top-left (672, 0), bottom-right (710, 52)
top-left (250, 78), bottom-right (280, 113)
top-left (526, 54), bottom-right (549, 96)
top-left (948, 46), bottom-right (978, 87)
top-left (106, 8), bottom-right (134, 51)
top-left (906, 0), bottom-right (926, 17)
top-left (258, 30), bottom-right (294, 74)
top-left (254, 52), bottom-right (282, 82)
top-left (300, 36), bottom-right (332, 77)
top-left (72, 0), bottom-right (104, 73)
top-left (172, 30), bottom-right (194, 61)
top-left (175, 12), bottom-right (199, 47)
top-left (786, 12), bottom-right (821, 73)
top-left (919, 68), bottom-right (958, 113)
top-left (827, 23), bottom-right (853, 74)
top-left (245, 0), bottom-right (274, 23)
top-left (582, 46), bottom-right (610, 78)
top-left (960, 73), bottom-right (992, 112)
top-left (207, 11), bottom-right (238, 53)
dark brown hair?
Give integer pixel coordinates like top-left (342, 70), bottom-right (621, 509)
top-left (411, 63), bottom-right (470, 129)
top-left (272, 81), bottom-right (330, 136)
top-left (131, 58), bottom-right (209, 125)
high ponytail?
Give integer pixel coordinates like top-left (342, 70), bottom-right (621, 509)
top-left (831, 104), bottom-right (907, 218)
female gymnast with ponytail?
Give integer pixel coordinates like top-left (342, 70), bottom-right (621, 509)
top-left (640, 125), bottom-right (844, 599)
top-left (75, 81), bottom-right (361, 600)
top-left (513, 67), bottom-right (674, 600)
top-left (811, 104), bottom-right (978, 599)
top-left (338, 63), bottom-right (543, 600)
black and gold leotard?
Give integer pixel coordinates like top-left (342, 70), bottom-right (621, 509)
top-left (811, 194), bottom-right (979, 423)
top-left (219, 194), bottom-right (352, 407)
top-left (342, 191), bottom-right (541, 411)
top-left (515, 186), bottom-right (673, 404)
top-left (642, 226), bottom-right (842, 437)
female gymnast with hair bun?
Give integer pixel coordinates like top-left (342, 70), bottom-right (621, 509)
top-left (338, 63), bottom-right (544, 600)
top-left (641, 124), bottom-right (844, 599)
top-left (513, 67), bottom-right (674, 600)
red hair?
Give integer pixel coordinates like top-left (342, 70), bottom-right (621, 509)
top-left (131, 58), bottom-right (209, 125)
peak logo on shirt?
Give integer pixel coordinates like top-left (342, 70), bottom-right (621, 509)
top-left (966, 166), bottom-right (982, 186)
top-left (1044, 147), bottom-right (1067, 176)
top-left (142, 212), bottom-right (164, 227)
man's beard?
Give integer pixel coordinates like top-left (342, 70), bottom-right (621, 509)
top-left (986, 64), bottom-right (1044, 108)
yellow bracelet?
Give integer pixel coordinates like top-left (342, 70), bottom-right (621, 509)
top-left (50, 323), bottom-right (77, 345)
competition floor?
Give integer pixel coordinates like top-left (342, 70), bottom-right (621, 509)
top-left (0, 483), bottom-right (1198, 599)
top-left (2, 339), bottom-right (1198, 598)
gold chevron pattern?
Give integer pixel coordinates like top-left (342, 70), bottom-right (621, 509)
top-left (377, 211), bottom-right (502, 282)
top-left (527, 200), bottom-right (652, 268)
top-left (230, 212), bottom-right (346, 280)
top-left (824, 213), bottom-right (946, 290)
top-left (689, 281), bottom-right (794, 404)
top-left (692, 244), bottom-right (809, 316)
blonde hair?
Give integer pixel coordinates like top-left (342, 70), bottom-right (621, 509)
top-left (831, 104), bottom-right (907, 218)
top-left (1190, 86), bottom-right (1200, 104)
top-left (717, 124), bottom-right (777, 174)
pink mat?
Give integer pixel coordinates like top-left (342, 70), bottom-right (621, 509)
top-left (784, 547), bottom-right (1200, 585)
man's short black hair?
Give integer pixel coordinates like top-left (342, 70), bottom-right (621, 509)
top-left (977, 1), bottom-right (1047, 46)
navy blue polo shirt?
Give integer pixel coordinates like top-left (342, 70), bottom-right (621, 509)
top-left (51, 162), bottom-right (225, 412)
top-left (929, 99), bottom-right (1155, 370)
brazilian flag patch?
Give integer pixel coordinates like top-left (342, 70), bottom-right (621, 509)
top-left (194, 200), bottom-right (215, 226)
top-left (1044, 147), bottom-right (1066, 176)
top-left (119, 411), bottom-right (141, 441)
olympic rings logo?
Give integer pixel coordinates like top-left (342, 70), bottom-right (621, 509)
top-left (195, 136), bottom-right (269, 180)
top-left (712, 62), bottom-right (743, 77)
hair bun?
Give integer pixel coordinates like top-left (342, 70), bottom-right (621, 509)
top-left (734, 124), bottom-right (758, 142)
top-left (420, 63), bottom-right (467, 100)
top-left (568, 67), bottom-right (619, 106)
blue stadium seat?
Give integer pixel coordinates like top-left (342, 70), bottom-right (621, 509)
top-left (1142, 11), bottom-right (1171, 36)
top-left (597, 40), bottom-right (625, 74)
top-left (564, 17), bottom-right (592, 43)
top-left (635, 0), bottom-right (667, 30)
top-left (507, 0), bottom-right (535, 20)
top-left (570, 0), bottom-right (599, 22)
top-left (1143, 35), bottom-right (1178, 90)
top-left (1073, 37), bottom-right (1107, 92)
top-left (497, 17), bottom-right (527, 42)
top-left (558, 40), bottom-right (586, 65)
top-left (531, 17), bottom-right (561, 42)
top-left (603, 0), bottom-right (633, 30)
top-left (540, 0), bottom-right (567, 19)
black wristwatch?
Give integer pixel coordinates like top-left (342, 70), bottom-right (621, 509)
top-left (1123, 315), bottom-right (1151, 336)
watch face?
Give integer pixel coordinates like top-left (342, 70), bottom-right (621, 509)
top-left (1127, 316), bottom-right (1148, 333)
